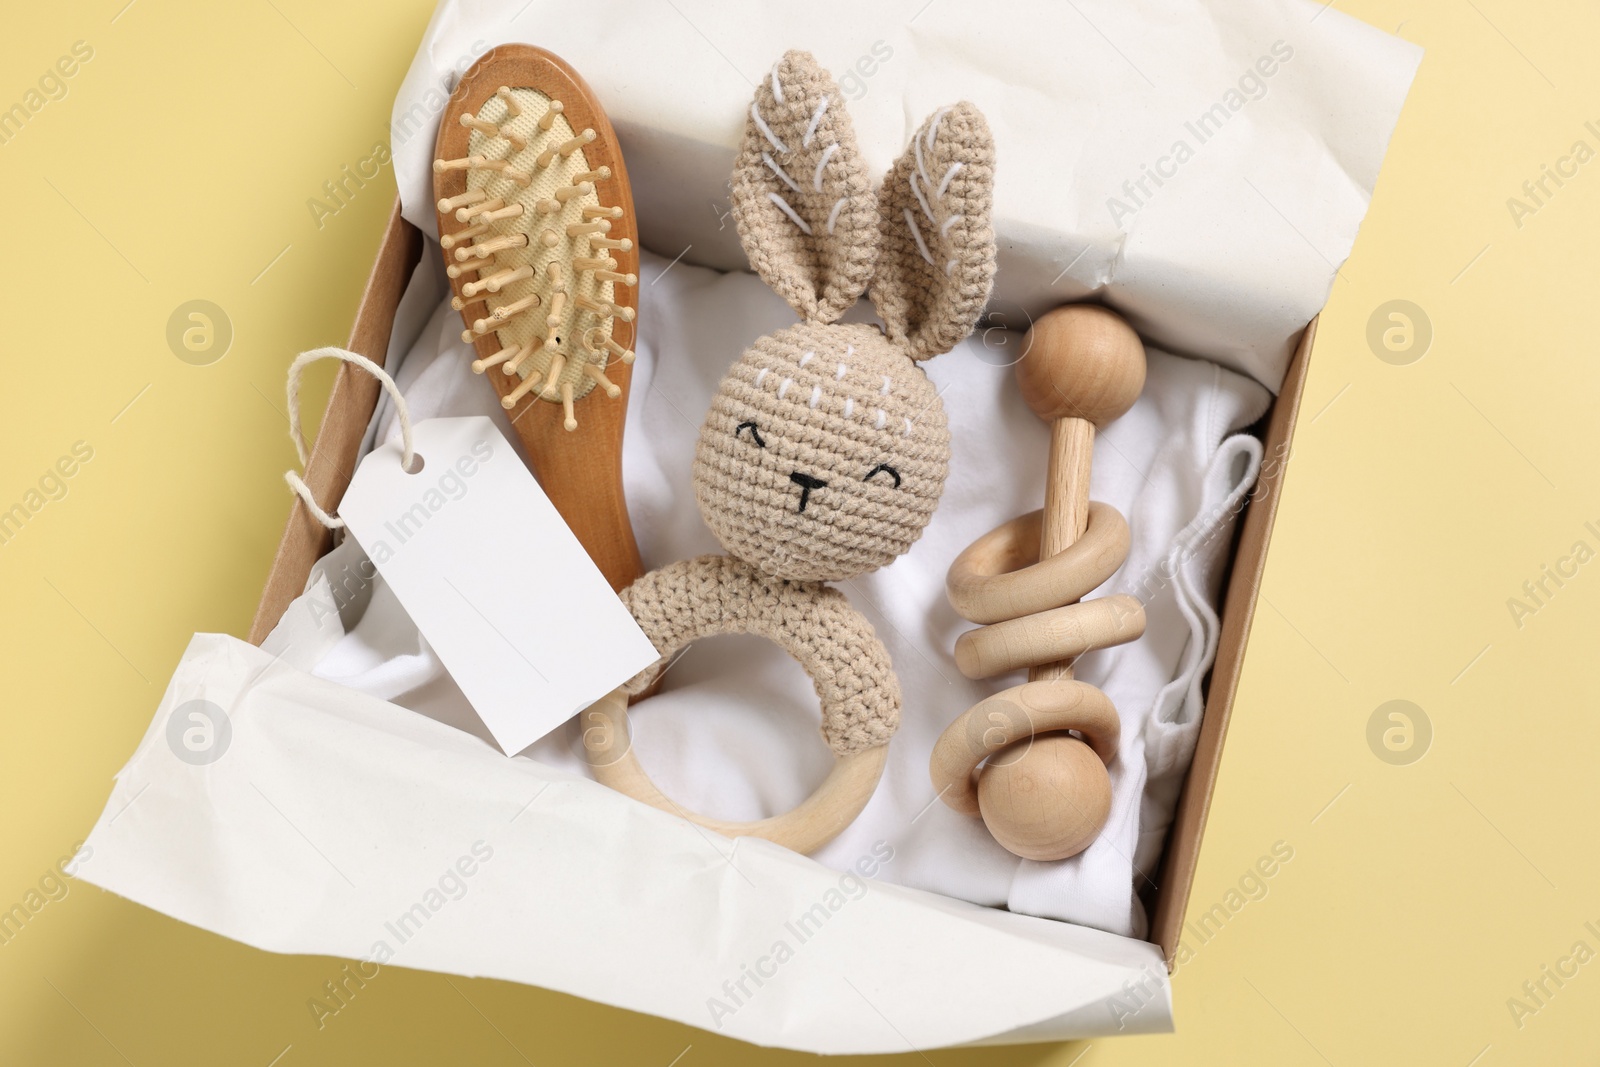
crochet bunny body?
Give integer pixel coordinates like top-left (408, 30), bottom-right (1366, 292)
top-left (620, 50), bottom-right (996, 766)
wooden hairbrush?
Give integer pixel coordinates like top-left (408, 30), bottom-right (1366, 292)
top-left (433, 46), bottom-right (642, 591)
top-left (932, 305), bottom-right (1148, 861)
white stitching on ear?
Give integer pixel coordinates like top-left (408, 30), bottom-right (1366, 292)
top-left (941, 213), bottom-right (963, 237)
top-left (778, 378), bottom-right (793, 399)
top-left (914, 135), bottom-right (931, 186)
top-left (835, 362), bottom-right (847, 380)
top-left (770, 63), bottom-right (784, 104)
top-left (874, 408), bottom-right (887, 430)
top-left (799, 351), bottom-right (814, 367)
top-left (910, 170), bottom-right (936, 225)
top-left (937, 162), bottom-right (964, 198)
top-left (769, 192), bottom-right (812, 234)
top-left (752, 102), bottom-right (788, 153)
top-left (927, 106), bottom-right (950, 150)
top-left (879, 375), bottom-right (891, 396)
top-left (946, 258), bottom-right (958, 275)
top-left (826, 197), bottom-right (847, 234)
top-left (808, 384), bottom-right (821, 408)
top-left (903, 207), bottom-right (935, 265)
top-left (755, 368), bottom-right (769, 388)
top-left (802, 95), bottom-right (829, 148)
top-left (844, 396), bottom-right (855, 417)
top-left (814, 143), bottom-right (839, 190)
top-left (763, 152), bottom-right (802, 193)
top-left (903, 417), bottom-right (913, 436)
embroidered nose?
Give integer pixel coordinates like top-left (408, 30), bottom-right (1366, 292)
top-left (789, 471), bottom-right (828, 513)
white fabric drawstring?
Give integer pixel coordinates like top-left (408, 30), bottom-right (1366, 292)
top-left (282, 346), bottom-right (414, 530)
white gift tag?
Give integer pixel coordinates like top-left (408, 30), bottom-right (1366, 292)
top-left (337, 416), bottom-right (659, 754)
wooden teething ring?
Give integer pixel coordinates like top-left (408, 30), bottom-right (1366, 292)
top-left (582, 688), bottom-right (887, 855)
top-left (931, 305), bottom-right (1148, 861)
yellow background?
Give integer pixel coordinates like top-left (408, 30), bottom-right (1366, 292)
top-left (2, 1), bottom-right (1596, 1063)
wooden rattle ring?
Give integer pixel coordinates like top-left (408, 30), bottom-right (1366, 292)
top-left (954, 594), bottom-right (1146, 680)
top-left (930, 680), bottom-right (1120, 814)
top-left (947, 502), bottom-right (1132, 625)
top-left (581, 688), bottom-right (887, 855)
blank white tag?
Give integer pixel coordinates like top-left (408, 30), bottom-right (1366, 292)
top-left (337, 416), bottom-right (659, 754)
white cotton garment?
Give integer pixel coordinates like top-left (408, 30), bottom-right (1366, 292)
top-left (316, 247), bottom-right (1270, 935)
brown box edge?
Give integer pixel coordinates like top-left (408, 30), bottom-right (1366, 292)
top-left (246, 200), bottom-right (423, 646)
top-left (247, 195), bottom-right (1318, 971)
top-left (1147, 317), bottom-right (1316, 969)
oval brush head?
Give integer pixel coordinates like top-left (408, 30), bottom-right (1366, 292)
top-left (433, 47), bottom-right (642, 591)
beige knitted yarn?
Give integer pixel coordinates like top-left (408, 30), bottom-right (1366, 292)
top-left (622, 556), bottom-right (899, 755)
top-left (626, 49), bottom-right (997, 757)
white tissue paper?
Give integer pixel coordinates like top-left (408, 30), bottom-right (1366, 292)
top-left (392, 0), bottom-right (1420, 391)
top-left (77, 0), bottom-right (1421, 1051)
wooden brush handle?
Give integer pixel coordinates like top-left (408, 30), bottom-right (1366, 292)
top-left (433, 46), bottom-right (643, 593)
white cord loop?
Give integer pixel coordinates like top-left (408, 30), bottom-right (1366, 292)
top-left (281, 346), bottom-right (414, 530)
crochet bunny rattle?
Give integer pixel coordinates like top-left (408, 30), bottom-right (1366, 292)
top-left (581, 50), bottom-right (997, 853)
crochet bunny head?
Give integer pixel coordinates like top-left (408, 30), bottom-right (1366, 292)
top-left (693, 51), bottom-right (997, 583)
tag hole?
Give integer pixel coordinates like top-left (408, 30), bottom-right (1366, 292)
top-left (402, 452), bottom-right (426, 475)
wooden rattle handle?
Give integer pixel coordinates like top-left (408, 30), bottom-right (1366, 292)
top-left (1034, 419), bottom-right (1095, 683)
top-left (1019, 305), bottom-right (1147, 681)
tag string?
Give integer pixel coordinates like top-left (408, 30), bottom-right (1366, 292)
top-left (282, 346), bottom-right (414, 530)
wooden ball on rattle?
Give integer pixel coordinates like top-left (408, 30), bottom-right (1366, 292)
top-left (1015, 304), bottom-right (1146, 428)
top-left (979, 734), bottom-right (1114, 861)
top-left (973, 305), bottom-right (1147, 862)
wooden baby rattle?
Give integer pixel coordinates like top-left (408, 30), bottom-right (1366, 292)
top-left (931, 305), bottom-right (1148, 861)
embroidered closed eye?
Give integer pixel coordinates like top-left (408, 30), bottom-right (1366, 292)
top-left (735, 421), bottom-right (767, 448)
top-left (863, 463), bottom-right (901, 488)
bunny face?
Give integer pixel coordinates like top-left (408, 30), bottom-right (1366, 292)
top-left (694, 322), bottom-right (951, 582)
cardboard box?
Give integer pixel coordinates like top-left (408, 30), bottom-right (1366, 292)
top-left (250, 197), bottom-right (1315, 974)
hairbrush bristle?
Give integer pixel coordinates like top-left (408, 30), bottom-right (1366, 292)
top-left (472, 203), bottom-right (524, 225)
top-left (473, 291), bottom-right (541, 334)
top-left (438, 189), bottom-right (487, 213)
top-left (543, 290), bottom-right (567, 329)
top-left (502, 370), bottom-right (543, 407)
top-left (582, 361), bottom-right (621, 397)
top-left (591, 332), bottom-right (634, 364)
top-left (560, 382), bottom-right (577, 430)
top-left (505, 337), bottom-right (541, 375)
top-left (472, 346), bottom-right (516, 374)
top-left (540, 352), bottom-right (567, 397)
top-left (456, 197), bottom-right (505, 223)
top-left (574, 294), bottom-right (634, 322)
top-left (440, 223), bottom-right (487, 250)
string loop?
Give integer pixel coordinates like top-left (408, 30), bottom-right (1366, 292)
top-left (281, 346), bottom-right (413, 530)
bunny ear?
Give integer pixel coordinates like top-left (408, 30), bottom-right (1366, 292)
top-left (730, 51), bottom-right (877, 324)
top-left (870, 103), bottom-right (997, 360)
